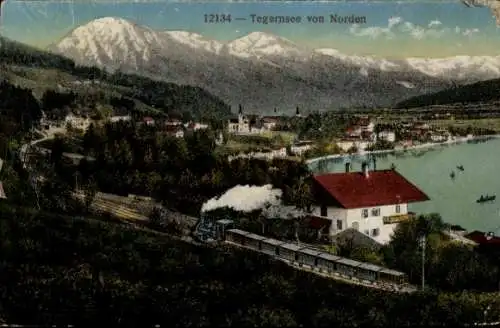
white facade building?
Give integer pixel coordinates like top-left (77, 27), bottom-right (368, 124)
top-left (65, 113), bottom-right (91, 131)
top-left (378, 131), bottom-right (396, 143)
top-left (228, 147), bottom-right (287, 161)
top-left (310, 162), bottom-right (429, 245)
top-left (185, 122), bottom-right (209, 130)
top-left (110, 115), bottom-right (131, 123)
top-left (290, 141), bottom-right (314, 156)
top-left (261, 117), bottom-right (279, 131)
top-left (336, 140), bottom-right (373, 152)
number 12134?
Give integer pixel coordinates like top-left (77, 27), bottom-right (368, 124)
top-left (204, 14), bottom-right (232, 23)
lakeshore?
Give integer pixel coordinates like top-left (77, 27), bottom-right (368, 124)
top-left (306, 134), bottom-right (500, 164)
top-left (308, 135), bottom-right (500, 232)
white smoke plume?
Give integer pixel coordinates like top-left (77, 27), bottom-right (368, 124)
top-left (262, 205), bottom-right (306, 220)
top-left (201, 184), bottom-right (282, 213)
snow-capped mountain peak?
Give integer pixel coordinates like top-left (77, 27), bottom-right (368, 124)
top-left (227, 31), bottom-right (309, 59)
top-left (162, 30), bottom-right (224, 54)
top-left (51, 16), bottom-right (500, 85)
top-left (55, 16), bottom-right (166, 69)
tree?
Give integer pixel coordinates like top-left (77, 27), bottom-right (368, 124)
top-left (83, 176), bottom-right (98, 211)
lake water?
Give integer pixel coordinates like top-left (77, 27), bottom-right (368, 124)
top-left (308, 138), bottom-right (500, 233)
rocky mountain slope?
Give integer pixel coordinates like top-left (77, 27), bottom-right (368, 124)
top-left (50, 17), bottom-right (500, 113)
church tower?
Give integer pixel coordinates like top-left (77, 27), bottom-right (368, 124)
top-left (295, 106), bottom-right (300, 116)
top-left (238, 104), bottom-right (244, 123)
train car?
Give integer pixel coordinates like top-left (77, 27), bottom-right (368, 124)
top-left (356, 262), bottom-right (382, 283)
top-left (334, 257), bottom-right (361, 278)
top-left (316, 252), bottom-right (341, 274)
top-left (296, 247), bottom-right (323, 268)
top-left (215, 219), bottom-right (234, 240)
top-left (242, 232), bottom-right (267, 251)
top-left (225, 229), bottom-right (250, 245)
top-left (278, 243), bottom-right (304, 263)
top-left (378, 268), bottom-right (408, 286)
top-left (260, 238), bottom-right (285, 256)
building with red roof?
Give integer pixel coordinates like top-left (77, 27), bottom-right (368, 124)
top-left (310, 162), bottom-right (429, 244)
top-left (464, 231), bottom-right (500, 246)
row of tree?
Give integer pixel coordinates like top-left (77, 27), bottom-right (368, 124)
top-left (45, 121), bottom-right (312, 217)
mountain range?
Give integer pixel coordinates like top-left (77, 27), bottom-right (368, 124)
top-left (48, 17), bottom-right (500, 113)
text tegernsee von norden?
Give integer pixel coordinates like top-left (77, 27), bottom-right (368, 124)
top-left (203, 14), bottom-right (367, 24)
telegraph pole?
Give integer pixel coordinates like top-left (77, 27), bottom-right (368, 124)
top-left (420, 235), bottom-right (426, 291)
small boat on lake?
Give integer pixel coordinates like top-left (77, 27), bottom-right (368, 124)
top-left (457, 165), bottom-right (464, 171)
top-left (476, 195), bottom-right (496, 203)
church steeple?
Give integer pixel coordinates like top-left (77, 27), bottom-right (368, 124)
top-left (295, 106), bottom-right (300, 116)
top-left (238, 104), bottom-right (243, 115)
top-left (274, 107), bottom-right (277, 114)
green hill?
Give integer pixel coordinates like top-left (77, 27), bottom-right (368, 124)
top-left (395, 78), bottom-right (500, 109)
top-left (0, 37), bottom-right (231, 119)
top-left (1, 204), bottom-right (499, 326)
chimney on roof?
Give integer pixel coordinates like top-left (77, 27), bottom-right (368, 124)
top-left (361, 161), bottom-right (369, 178)
top-left (345, 162), bottom-right (351, 173)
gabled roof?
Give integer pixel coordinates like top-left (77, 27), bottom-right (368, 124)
top-left (313, 169), bottom-right (429, 209)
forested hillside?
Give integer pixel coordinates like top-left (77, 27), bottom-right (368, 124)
top-left (0, 205), bottom-right (498, 327)
top-left (395, 78), bottom-right (500, 109)
top-left (0, 36), bottom-right (231, 119)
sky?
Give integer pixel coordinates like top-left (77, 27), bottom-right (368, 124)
top-left (0, 1), bottom-right (499, 58)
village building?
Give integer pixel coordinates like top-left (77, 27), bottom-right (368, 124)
top-left (290, 141), bottom-right (314, 156)
top-left (377, 131), bottom-right (396, 143)
top-left (344, 117), bottom-right (376, 143)
top-left (309, 162), bottom-right (430, 245)
top-left (165, 118), bottom-right (183, 126)
top-left (260, 116), bottom-right (279, 131)
top-left (109, 115), bottom-right (132, 123)
top-left (227, 147), bottom-right (287, 161)
top-left (165, 125), bottom-right (184, 138)
top-left (335, 139), bottom-right (373, 153)
top-left (464, 231), bottom-right (500, 247)
top-left (64, 113), bottom-right (91, 131)
top-left (184, 122), bottom-right (209, 131)
top-left (357, 117), bottom-right (375, 133)
top-left (227, 105), bottom-right (253, 134)
top-left (143, 117), bottom-right (155, 126)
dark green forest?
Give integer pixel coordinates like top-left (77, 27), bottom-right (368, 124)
top-left (1, 204), bottom-right (500, 327)
top-left (395, 78), bottom-right (500, 109)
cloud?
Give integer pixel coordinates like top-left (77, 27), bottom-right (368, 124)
top-left (350, 17), bottom-right (480, 40)
top-left (462, 28), bottom-right (480, 36)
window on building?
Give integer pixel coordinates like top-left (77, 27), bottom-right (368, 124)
top-left (320, 205), bottom-right (328, 217)
top-left (337, 220), bottom-right (343, 230)
top-left (395, 205), bottom-right (401, 213)
top-left (371, 208), bottom-right (380, 216)
top-left (362, 209), bottom-right (369, 218)
top-left (372, 228), bottom-right (380, 237)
